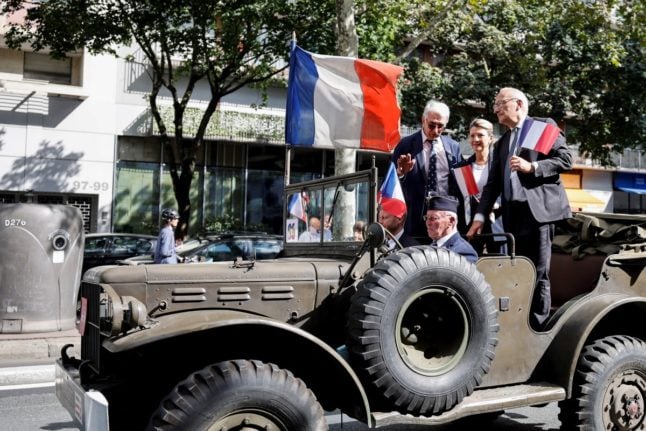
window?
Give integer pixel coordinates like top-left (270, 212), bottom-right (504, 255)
top-left (23, 52), bottom-right (72, 84)
top-left (254, 239), bottom-right (283, 259)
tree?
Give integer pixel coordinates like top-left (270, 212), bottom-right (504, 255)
top-left (1, 0), bottom-right (336, 238)
top-left (387, 0), bottom-right (645, 164)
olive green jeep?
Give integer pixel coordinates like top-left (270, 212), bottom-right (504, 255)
top-left (56, 167), bottom-right (646, 431)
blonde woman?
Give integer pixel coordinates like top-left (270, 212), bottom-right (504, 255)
top-left (459, 119), bottom-right (504, 254)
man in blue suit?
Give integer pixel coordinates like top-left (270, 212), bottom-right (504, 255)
top-left (392, 100), bottom-right (464, 242)
top-left (425, 195), bottom-right (478, 264)
top-left (466, 87), bottom-right (573, 329)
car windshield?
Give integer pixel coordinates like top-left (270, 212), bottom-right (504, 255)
top-left (285, 169), bottom-right (374, 244)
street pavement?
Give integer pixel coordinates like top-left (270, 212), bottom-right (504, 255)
top-left (0, 329), bottom-right (80, 386)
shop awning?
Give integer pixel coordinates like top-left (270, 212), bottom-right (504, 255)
top-left (566, 188), bottom-right (607, 212)
top-left (615, 172), bottom-right (646, 195)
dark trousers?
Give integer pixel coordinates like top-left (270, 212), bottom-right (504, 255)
top-left (507, 202), bottom-right (555, 329)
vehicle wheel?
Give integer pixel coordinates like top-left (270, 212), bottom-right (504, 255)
top-left (147, 359), bottom-right (327, 431)
top-left (558, 335), bottom-right (646, 431)
top-left (347, 246), bottom-right (498, 416)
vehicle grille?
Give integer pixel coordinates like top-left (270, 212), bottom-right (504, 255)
top-left (80, 282), bottom-right (102, 374)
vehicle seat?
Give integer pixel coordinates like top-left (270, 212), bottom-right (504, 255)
top-left (549, 252), bottom-right (606, 308)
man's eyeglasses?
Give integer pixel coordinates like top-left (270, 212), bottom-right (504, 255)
top-left (425, 121), bottom-right (445, 130)
top-left (423, 214), bottom-right (446, 222)
top-left (493, 98), bottom-right (518, 108)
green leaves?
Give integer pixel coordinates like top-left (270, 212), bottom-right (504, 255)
top-left (380, 0), bottom-right (644, 162)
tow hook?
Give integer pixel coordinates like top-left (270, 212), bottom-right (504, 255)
top-left (61, 343), bottom-right (81, 367)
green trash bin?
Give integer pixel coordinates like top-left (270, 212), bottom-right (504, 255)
top-left (0, 203), bottom-right (84, 333)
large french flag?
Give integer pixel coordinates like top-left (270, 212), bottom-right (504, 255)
top-left (519, 118), bottom-right (561, 155)
top-left (286, 44), bottom-right (404, 152)
top-left (378, 163), bottom-right (407, 218)
top-left (454, 165), bottom-right (479, 197)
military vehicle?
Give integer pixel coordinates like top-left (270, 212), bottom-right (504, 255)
top-left (0, 203), bottom-right (84, 333)
top-left (55, 167), bottom-right (646, 431)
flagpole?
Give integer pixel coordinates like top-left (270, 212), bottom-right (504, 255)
top-left (284, 32), bottom-right (297, 188)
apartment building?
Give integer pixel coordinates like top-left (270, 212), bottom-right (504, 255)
top-left (0, 38), bottom-right (390, 236)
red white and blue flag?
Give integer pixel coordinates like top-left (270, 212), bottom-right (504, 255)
top-left (519, 118), bottom-right (561, 155)
top-left (286, 44), bottom-right (403, 152)
top-left (378, 163), bottom-right (407, 218)
top-left (454, 165), bottom-right (479, 197)
top-left (288, 192), bottom-right (307, 222)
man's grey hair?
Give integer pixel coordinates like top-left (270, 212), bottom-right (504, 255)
top-left (444, 210), bottom-right (458, 223)
top-left (423, 100), bottom-right (450, 122)
top-left (500, 87), bottom-right (530, 114)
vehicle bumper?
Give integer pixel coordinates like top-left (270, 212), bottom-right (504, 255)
top-left (55, 359), bottom-right (110, 431)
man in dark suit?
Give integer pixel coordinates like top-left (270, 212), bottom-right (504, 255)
top-left (379, 202), bottom-right (419, 250)
top-left (466, 87), bottom-right (573, 329)
top-left (426, 195), bottom-right (478, 264)
top-left (392, 100), bottom-right (464, 242)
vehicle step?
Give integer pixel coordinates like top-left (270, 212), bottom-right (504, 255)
top-left (371, 382), bottom-right (566, 427)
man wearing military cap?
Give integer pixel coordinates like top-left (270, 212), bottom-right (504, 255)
top-left (425, 195), bottom-right (478, 263)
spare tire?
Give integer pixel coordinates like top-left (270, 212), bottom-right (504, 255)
top-left (347, 246), bottom-right (498, 416)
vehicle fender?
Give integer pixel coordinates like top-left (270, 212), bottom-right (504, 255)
top-left (541, 293), bottom-right (646, 396)
top-left (104, 309), bottom-right (372, 426)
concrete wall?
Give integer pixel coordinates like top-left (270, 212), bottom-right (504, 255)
top-left (0, 48), bottom-right (119, 231)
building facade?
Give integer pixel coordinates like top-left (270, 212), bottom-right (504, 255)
top-left (0, 43), bottom-right (391, 236)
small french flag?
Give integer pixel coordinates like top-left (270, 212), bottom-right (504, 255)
top-left (378, 163), bottom-right (407, 218)
top-left (454, 165), bottom-right (479, 197)
top-left (288, 193), bottom-right (307, 222)
top-left (519, 118), bottom-right (561, 155)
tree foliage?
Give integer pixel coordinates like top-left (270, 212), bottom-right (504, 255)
top-left (1, 0), bottom-right (336, 237)
top-left (355, 0), bottom-right (644, 164)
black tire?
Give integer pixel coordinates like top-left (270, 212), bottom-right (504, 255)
top-left (347, 246), bottom-right (498, 416)
top-left (559, 335), bottom-right (646, 431)
top-left (147, 359), bottom-right (327, 431)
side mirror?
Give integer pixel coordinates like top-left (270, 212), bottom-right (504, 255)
top-left (365, 223), bottom-right (386, 249)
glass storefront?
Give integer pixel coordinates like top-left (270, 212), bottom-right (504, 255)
top-left (115, 136), bottom-right (390, 237)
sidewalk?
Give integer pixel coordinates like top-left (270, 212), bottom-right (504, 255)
top-left (0, 329), bottom-right (80, 386)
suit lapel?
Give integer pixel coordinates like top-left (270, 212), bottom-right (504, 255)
top-left (444, 233), bottom-right (457, 250)
top-left (414, 132), bottom-right (427, 179)
top-left (499, 131), bottom-right (512, 176)
top-left (439, 136), bottom-right (457, 167)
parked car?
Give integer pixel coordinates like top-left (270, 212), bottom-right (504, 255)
top-left (83, 233), bottom-right (157, 272)
top-left (119, 232), bottom-right (283, 265)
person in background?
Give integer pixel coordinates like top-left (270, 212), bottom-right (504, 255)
top-left (458, 118), bottom-right (505, 255)
top-left (353, 220), bottom-right (366, 241)
top-left (323, 215), bottom-right (333, 241)
top-left (425, 195), bottom-right (478, 264)
top-left (299, 216), bottom-right (322, 242)
top-left (154, 208), bottom-right (180, 264)
top-left (466, 87), bottom-right (573, 329)
top-left (392, 100), bottom-right (464, 241)
top-left (379, 202), bottom-right (419, 250)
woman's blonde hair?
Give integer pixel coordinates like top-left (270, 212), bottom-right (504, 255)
top-left (469, 118), bottom-right (494, 137)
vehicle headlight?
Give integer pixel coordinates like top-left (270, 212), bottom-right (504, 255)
top-left (99, 286), bottom-right (148, 336)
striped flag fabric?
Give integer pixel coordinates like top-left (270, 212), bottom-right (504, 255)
top-left (286, 44), bottom-right (404, 152)
top-left (454, 165), bottom-right (479, 197)
top-left (288, 193), bottom-right (307, 222)
top-left (378, 163), bottom-right (407, 218)
top-left (519, 118), bottom-right (561, 155)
